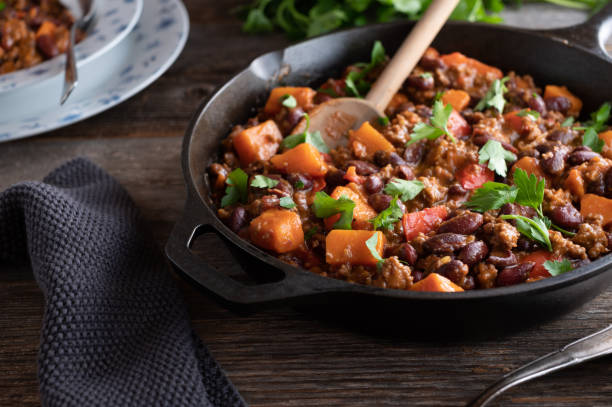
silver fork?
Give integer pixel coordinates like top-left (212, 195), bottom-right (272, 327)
top-left (60, 0), bottom-right (96, 105)
top-left (468, 324), bottom-right (612, 406)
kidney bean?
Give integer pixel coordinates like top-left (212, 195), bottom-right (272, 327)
top-left (547, 127), bottom-right (577, 144)
top-left (395, 165), bottom-right (415, 180)
top-left (448, 184), bottom-right (468, 200)
top-left (412, 270), bottom-right (424, 283)
top-left (416, 105), bottom-right (433, 118)
top-left (286, 107), bottom-right (305, 128)
top-left (269, 179), bottom-right (293, 197)
top-left (588, 177), bottom-right (605, 195)
top-left (424, 233), bottom-right (469, 253)
top-left (36, 34), bottom-right (59, 58)
top-left (437, 212), bottom-right (484, 235)
top-left (228, 207), bottom-right (248, 233)
top-left (347, 160), bottom-right (379, 175)
top-left (545, 96), bottom-right (571, 114)
top-left (571, 258), bottom-right (591, 269)
top-left (389, 152), bottom-right (407, 166)
top-left (314, 92), bottom-right (332, 104)
top-left (405, 74), bottom-right (434, 90)
top-left (458, 241), bottom-right (489, 265)
top-left (516, 237), bottom-right (540, 251)
top-left (397, 243), bottom-right (418, 266)
top-left (404, 142), bottom-right (425, 164)
top-left (419, 56), bottom-right (445, 70)
top-left (364, 175), bottom-right (383, 194)
top-left (373, 151), bottom-right (391, 167)
top-left (528, 93), bottom-right (547, 115)
top-left (260, 195), bottom-right (280, 211)
top-left (287, 173), bottom-right (312, 190)
top-left (435, 260), bottom-right (469, 286)
top-left (549, 204), bottom-right (582, 230)
top-left (539, 144), bottom-right (569, 175)
top-left (496, 262), bottom-right (534, 286)
top-left (325, 169), bottom-right (347, 188)
top-left (487, 251), bottom-right (518, 268)
top-left (500, 203), bottom-right (536, 219)
top-left (605, 167), bottom-right (612, 198)
top-left (368, 193), bottom-right (392, 212)
top-left (568, 148), bottom-right (599, 165)
top-left (472, 134), bottom-right (518, 154)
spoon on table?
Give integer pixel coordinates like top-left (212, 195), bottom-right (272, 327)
top-left (60, 0), bottom-right (96, 105)
top-left (294, 0), bottom-right (460, 147)
top-left (468, 324), bottom-right (612, 406)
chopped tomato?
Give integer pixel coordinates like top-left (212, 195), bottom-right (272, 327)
top-left (503, 110), bottom-right (524, 133)
top-left (311, 177), bottom-right (326, 192)
top-left (447, 110), bottom-right (471, 138)
top-left (344, 166), bottom-right (364, 184)
top-left (522, 251), bottom-right (557, 280)
top-left (402, 206), bottom-right (449, 241)
top-left (457, 163), bottom-right (494, 190)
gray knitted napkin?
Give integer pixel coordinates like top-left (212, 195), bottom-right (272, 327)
top-left (0, 158), bottom-right (245, 407)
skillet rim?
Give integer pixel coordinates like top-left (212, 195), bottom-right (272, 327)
top-left (180, 19), bottom-right (612, 301)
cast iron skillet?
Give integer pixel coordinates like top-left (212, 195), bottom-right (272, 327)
top-left (166, 5), bottom-right (612, 331)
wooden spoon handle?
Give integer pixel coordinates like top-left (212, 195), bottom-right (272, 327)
top-left (366, 0), bottom-right (460, 113)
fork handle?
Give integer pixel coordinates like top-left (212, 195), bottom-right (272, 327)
top-left (468, 324), bottom-right (612, 407)
top-left (61, 24), bottom-right (78, 105)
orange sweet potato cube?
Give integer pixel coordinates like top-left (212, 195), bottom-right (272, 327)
top-left (544, 85), bottom-right (582, 116)
top-left (325, 230), bottom-right (385, 266)
top-left (349, 121), bottom-right (395, 157)
top-left (233, 120), bottom-right (282, 166)
top-left (264, 87), bottom-right (317, 115)
top-left (270, 143), bottom-right (327, 176)
top-left (324, 183), bottom-right (377, 230)
top-left (249, 209), bottom-right (304, 253)
top-left (410, 273), bottom-right (464, 292)
top-left (581, 194), bottom-right (612, 226)
top-left (441, 89), bottom-right (470, 112)
top-left (440, 52), bottom-right (502, 79)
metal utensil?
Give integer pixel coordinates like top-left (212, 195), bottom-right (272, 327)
top-left (468, 324), bottom-right (612, 406)
top-left (60, 0), bottom-right (96, 105)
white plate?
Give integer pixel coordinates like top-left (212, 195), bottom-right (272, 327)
top-left (0, 0), bottom-right (143, 93)
top-left (0, 0), bottom-right (189, 141)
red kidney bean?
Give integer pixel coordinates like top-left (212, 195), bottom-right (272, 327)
top-left (416, 105), bottom-right (432, 118)
top-left (412, 270), bottom-right (424, 283)
top-left (36, 34), bottom-right (59, 58)
top-left (549, 204), bottom-right (583, 229)
top-left (448, 184), bottom-right (468, 200)
top-left (545, 96), bottom-right (571, 114)
top-left (437, 212), bottom-right (484, 235)
top-left (472, 134), bottom-right (518, 154)
top-left (287, 173), bottom-right (312, 190)
top-left (424, 233), bottom-right (469, 253)
top-left (606, 167), bottom-right (612, 198)
top-left (394, 102), bottom-right (415, 115)
top-left (528, 94), bottom-right (547, 115)
top-left (286, 107), bottom-right (305, 128)
top-left (547, 127), bottom-right (578, 144)
top-left (435, 260), bottom-right (469, 286)
top-left (395, 165), bottom-right (415, 180)
top-left (516, 237), bottom-right (540, 251)
top-left (588, 177), bottom-right (606, 195)
top-left (404, 142), bottom-right (425, 165)
top-left (364, 175), bottom-right (384, 194)
top-left (500, 203), bottom-right (536, 219)
top-left (537, 143), bottom-right (569, 175)
top-left (314, 92), bottom-right (332, 104)
top-left (405, 74), bottom-right (434, 90)
top-left (268, 178), bottom-right (293, 197)
top-left (228, 207), bottom-right (248, 233)
top-left (458, 241), bottom-right (489, 265)
top-left (260, 195), bottom-right (280, 211)
top-left (568, 148), bottom-right (599, 165)
top-left (347, 160), bottom-right (379, 175)
top-left (389, 152), bottom-right (407, 166)
top-left (373, 151), bottom-right (391, 167)
top-left (487, 251), bottom-right (518, 268)
top-left (571, 258), bottom-right (591, 269)
top-left (419, 56), bottom-right (445, 70)
top-left (325, 169), bottom-right (347, 188)
top-left (496, 262), bottom-right (534, 286)
top-left (397, 243), bottom-right (418, 266)
top-left (368, 193), bottom-right (392, 212)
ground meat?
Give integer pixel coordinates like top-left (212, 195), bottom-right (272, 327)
top-left (542, 188), bottom-right (572, 212)
top-left (373, 256), bottom-right (413, 289)
top-left (418, 176), bottom-right (448, 207)
top-left (383, 110), bottom-right (421, 145)
top-left (475, 262), bottom-right (497, 289)
top-left (550, 230), bottom-right (587, 259)
top-left (482, 217), bottom-right (519, 251)
top-left (573, 223), bottom-right (609, 259)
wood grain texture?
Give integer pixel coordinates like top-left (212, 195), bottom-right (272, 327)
top-left (1, 1), bottom-right (611, 406)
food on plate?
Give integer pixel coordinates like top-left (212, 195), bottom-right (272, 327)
top-left (0, 0), bottom-right (85, 74)
top-left (207, 41), bottom-right (611, 292)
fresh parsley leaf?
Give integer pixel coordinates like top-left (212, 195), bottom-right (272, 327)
top-left (250, 175), bottom-right (279, 188)
top-left (384, 178), bottom-right (424, 201)
top-left (561, 117), bottom-right (574, 127)
top-left (419, 72), bottom-right (432, 79)
top-left (378, 116), bottom-right (390, 126)
top-left (543, 259), bottom-right (573, 276)
top-left (242, 6), bottom-right (274, 34)
top-left (589, 102), bottom-right (611, 132)
top-left (221, 168), bottom-right (248, 207)
top-left (371, 196), bottom-right (403, 230)
top-left (513, 168), bottom-right (545, 211)
top-left (312, 191), bottom-right (355, 230)
top-left (478, 139), bottom-right (517, 177)
top-left (407, 100), bottom-right (455, 144)
top-left (475, 77), bottom-right (509, 113)
top-left (515, 109), bottom-right (540, 120)
top-left (279, 196), bottom-right (296, 209)
top-left (304, 226), bottom-right (319, 240)
top-left (0, 2), bottom-right (6, 12)
top-left (281, 113), bottom-right (330, 153)
top-left (500, 214), bottom-right (552, 251)
top-left (463, 182), bottom-right (518, 212)
top-left (582, 127), bottom-right (605, 153)
top-left (294, 179), bottom-right (305, 189)
top-left (365, 232), bottom-right (384, 270)
top-left (342, 41), bottom-right (386, 97)
top-left (281, 94), bottom-right (297, 109)
top-left (370, 40), bottom-right (385, 66)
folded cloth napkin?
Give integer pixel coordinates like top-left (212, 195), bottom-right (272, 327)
top-left (0, 158), bottom-right (245, 407)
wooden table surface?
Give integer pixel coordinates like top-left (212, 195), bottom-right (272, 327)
top-left (1, 1), bottom-right (611, 406)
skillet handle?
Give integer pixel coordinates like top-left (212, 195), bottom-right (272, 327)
top-left (165, 193), bottom-right (345, 311)
top-left (538, 1), bottom-right (612, 60)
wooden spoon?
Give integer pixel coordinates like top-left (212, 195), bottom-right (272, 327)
top-left (296, 0), bottom-right (460, 148)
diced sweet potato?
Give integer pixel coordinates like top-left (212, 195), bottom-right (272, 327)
top-left (325, 230), bottom-right (385, 266)
top-left (544, 85), bottom-right (582, 116)
top-left (442, 90), bottom-right (470, 112)
top-left (448, 110), bottom-right (471, 138)
top-left (233, 120), bottom-right (283, 166)
top-left (410, 273), bottom-right (464, 292)
top-left (599, 130), bottom-right (612, 160)
top-left (581, 194), bottom-right (612, 226)
top-left (36, 21), bottom-right (56, 38)
top-left (402, 206), bottom-right (448, 241)
top-left (249, 209), bottom-right (304, 254)
top-left (271, 143), bottom-right (327, 176)
top-left (522, 250), bottom-right (556, 280)
top-left (457, 163), bottom-right (494, 190)
top-left (564, 169), bottom-right (585, 199)
top-left (440, 52), bottom-right (503, 79)
top-left (503, 110), bottom-right (537, 133)
top-left (264, 87), bottom-right (317, 115)
top-left (343, 166), bottom-right (364, 184)
top-left (324, 183), bottom-right (377, 230)
top-left (349, 121), bottom-right (395, 157)
top-left (512, 157), bottom-right (549, 184)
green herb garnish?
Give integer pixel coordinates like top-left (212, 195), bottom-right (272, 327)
top-left (384, 178), bottom-right (424, 202)
top-left (475, 77), bottom-right (509, 113)
top-left (544, 259), bottom-right (573, 276)
top-left (250, 175), bottom-right (279, 188)
top-left (419, 72), bottom-right (432, 79)
top-left (582, 128), bottom-right (605, 153)
top-left (312, 191), bottom-right (355, 230)
top-left (478, 140), bottom-right (517, 177)
top-left (279, 196), bottom-right (296, 208)
top-left (343, 40), bottom-right (386, 97)
top-left (371, 196), bottom-right (403, 231)
top-left (281, 113), bottom-right (330, 153)
top-left (281, 94), bottom-right (297, 109)
top-left (464, 182), bottom-right (518, 212)
top-left (561, 117), bottom-right (574, 127)
top-left (304, 226), bottom-right (319, 240)
top-left (407, 100), bottom-right (455, 145)
top-left (577, 102), bottom-right (611, 152)
top-left (378, 116), bottom-right (390, 126)
top-left (500, 214), bottom-right (552, 251)
top-left (221, 168), bottom-right (249, 207)
top-left (515, 109), bottom-right (540, 120)
top-left (365, 232), bottom-right (384, 271)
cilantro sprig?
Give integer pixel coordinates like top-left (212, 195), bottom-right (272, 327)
top-left (578, 102), bottom-right (611, 153)
top-left (280, 196), bottom-right (296, 209)
top-left (365, 232), bottom-right (385, 271)
top-left (384, 178), bottom-right (424, 202)
top-left (281, 113), bottom-right (330, 153)
top-left (221, 168), bottom-right (249, 207)
top-left (544, 259), bottom-right (573, 276)
top-left (251, 175), bottom-right (279, 188)
top-left (312, 191), bottom-right (355, 229)
top-left (371, 196), bottom-right (403, 231)
top-left (343, 41), bottom-right (386, 97)
top-left (463, 182), bottom-right (518, 212)
top-left (475, 77), bottom-right (508, 113)
top-left (500, 214), bottom-right (552, 251)
top-left (407, 100), bottom-right (455, 145)
top-left (478, 140), bottom-right (516, 177)
top-left (515, 109), bottom-right (540, 120)
top-left (281, 94), bottom-right (297, 109)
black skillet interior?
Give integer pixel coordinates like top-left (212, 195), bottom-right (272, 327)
top-left (166, 6), bottom-right (612, 333)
